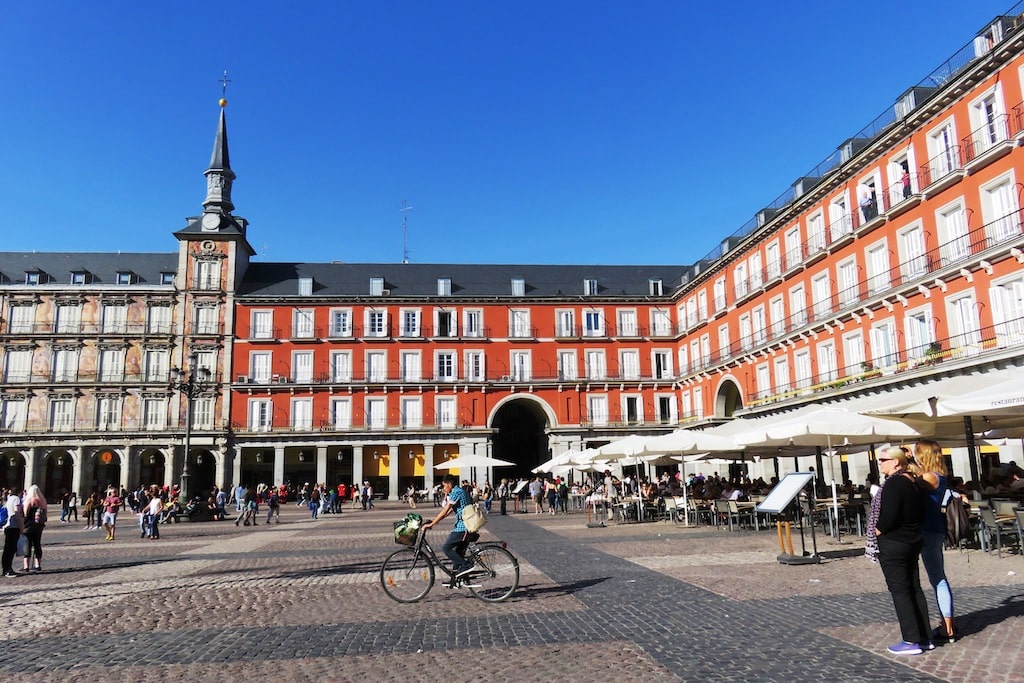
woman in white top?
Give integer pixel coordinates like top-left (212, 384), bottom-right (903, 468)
top-left (147, 491), bottom-right (163, 539)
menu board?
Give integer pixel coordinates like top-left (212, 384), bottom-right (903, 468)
top-left (756, 472), bottom-right (815, 514)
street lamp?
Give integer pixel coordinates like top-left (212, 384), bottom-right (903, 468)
top-left (169, 351), bottom-right (212, 501)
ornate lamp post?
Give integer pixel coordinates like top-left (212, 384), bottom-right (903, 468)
top-left (169, 352), bottom-right (211, 501)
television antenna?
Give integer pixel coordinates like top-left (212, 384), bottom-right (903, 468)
top-left (400, 199), bottom-right (413, 263)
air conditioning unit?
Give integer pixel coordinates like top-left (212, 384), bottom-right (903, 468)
top-left (500, 375), bottom-right (511, 381)
top-left (277, 376), bottom-right (289, 384)
top-left (380, 288), bottom-right (391, 296)
top-left (237, 375), bottom-right (248, 383)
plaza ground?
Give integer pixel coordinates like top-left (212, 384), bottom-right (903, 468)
top-left (0, 502), bottom-right (1021, 682)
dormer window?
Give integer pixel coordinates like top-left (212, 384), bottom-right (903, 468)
top-left (298, 277), bottom-right (313, 296)
top-left (369, 277), bottom-right (385, 296)
top-left (511, 278), bottom-right (525, 297)
top-left (649, 279), bottom-right (663, 296)
top-left (160, 272), bottom-right (175, 285)
top-left (583, 278), bottom-right (598, 296)
top-left (71, 271), bottom-right (90, 285)
top-left (437, 278), bottom-right (451, 297)
top-left (116, 271), bottom-right (135, 285)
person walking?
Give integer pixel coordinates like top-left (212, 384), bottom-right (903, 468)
top-left (20, 485), bottom-right (47, 572)
top-left (67, 491), bottom-right (78, 524)
top-left (82, 492), bottom-right (95, 530)
top-left (266, 489), bottom-right (280, 524)
top-left (912, 439), bottom-right (957, 643)
top-left (2, 492), bottom-right (24, 577)
top-left (875, 446), bottom-right (931, 655)
top-left (102, 486), bottom-right (121, 541)
top-left (146, 488), bottom-right (163, 539)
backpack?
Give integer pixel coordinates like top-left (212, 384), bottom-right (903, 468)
top-left (945, 491), bottom-right (971, 549)
top-left (0, 506), bottom-right (8, 527)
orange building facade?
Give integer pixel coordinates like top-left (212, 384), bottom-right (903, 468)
top-left (4, 10), bottom-right (1024, 500)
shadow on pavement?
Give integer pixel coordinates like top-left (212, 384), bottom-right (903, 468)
top-left (512, 577), bottom-right (611, 598)
top-left (959, 592), bottom-right (1024, 638)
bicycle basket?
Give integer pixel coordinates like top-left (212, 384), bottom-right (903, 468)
top-left (393, 513), bottom-right (422, 546)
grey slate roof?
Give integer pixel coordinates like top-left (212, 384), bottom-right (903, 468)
top-left (0, 252), bottom-right (177, 286)
top-left (237, 262), bottom-right (689, 299)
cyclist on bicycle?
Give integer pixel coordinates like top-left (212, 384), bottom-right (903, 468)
top-left (423, 474), bottom-right (479, 579)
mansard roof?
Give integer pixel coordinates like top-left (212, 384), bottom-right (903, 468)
top-left (0, 252), bottom-right (177, 286)
top-left (237, 262), bottom-right (688, 299)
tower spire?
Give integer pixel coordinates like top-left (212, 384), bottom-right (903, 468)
top-left (203, 75), bottom-right (235, 216)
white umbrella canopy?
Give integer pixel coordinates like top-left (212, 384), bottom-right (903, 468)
top-left (639, 429), bottom-right (741, 457)
top-left (934, 374), bottom-right (1024, 417)
top-left (532, 448), bottom-right (598, 474)
top-left (594, 434), bottom-right (649, 459)
top-left (732, 406), bottom-right (926, 450)
top-left (434, 454), bottom-right (516, 470)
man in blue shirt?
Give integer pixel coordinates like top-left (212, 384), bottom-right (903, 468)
top-left (423, 475), bottom-right (479, 578)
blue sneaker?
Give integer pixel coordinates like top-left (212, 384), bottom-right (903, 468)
top-left (887, 641), bottom-right (923, 655)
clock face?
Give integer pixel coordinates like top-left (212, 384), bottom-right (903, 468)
top-left (201, 213), bottom-right (220, 231)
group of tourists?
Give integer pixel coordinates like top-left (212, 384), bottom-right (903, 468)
top-left (1, 484), bottom-right (48, 576)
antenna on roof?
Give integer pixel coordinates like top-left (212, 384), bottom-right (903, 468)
top-left (400, 198), bottom-right (413, 264)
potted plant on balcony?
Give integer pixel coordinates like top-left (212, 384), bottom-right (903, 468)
top-left (859, 360), bottom-right (881, 380)
top-left (924, 341), bottom-right (943, 365)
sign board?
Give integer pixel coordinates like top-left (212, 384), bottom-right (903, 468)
top-left (756, 472), bottom-right (815, 514)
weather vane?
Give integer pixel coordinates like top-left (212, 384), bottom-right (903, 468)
top-left (219, 70), bottom-right (231, 107)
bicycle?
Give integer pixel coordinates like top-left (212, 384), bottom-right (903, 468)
top-left (380, 527), bottom-right (520, 603)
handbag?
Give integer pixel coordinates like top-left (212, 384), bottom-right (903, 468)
top-left (17, 534), bottom-right (28, 557)
top-left (461, 502), bottom-right (487, 532)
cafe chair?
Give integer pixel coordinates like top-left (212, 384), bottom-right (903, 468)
top-left (978, 507), bottom-right (1020, 558)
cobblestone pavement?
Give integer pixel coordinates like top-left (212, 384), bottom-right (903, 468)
top-left (0, 503), bottom-right (1021, 682)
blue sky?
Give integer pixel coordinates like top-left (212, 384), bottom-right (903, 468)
top-left (0, 1), bottom-right (1014, 266)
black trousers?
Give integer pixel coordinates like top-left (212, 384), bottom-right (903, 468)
top-left (2, 527), bottom-right (21, 573)
top-left (878, 536), bottom-right (930, 644)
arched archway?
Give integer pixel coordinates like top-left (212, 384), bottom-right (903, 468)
top-left (91, 448), bottom-right (122, 494)
top-left (138, 449), bottom-right (167, 489)
top-left (1, 451), bottom-right (25, 492)
top-left (489, 396), bottom-right (552, 476)
top-left (43, 450), bottom-right (73, 501)
top-left (190, 450), bottom-right (217, 499)
top-left (715, 377), bottom-right (744, 418)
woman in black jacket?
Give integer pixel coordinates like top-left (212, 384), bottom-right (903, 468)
top-left (875, 446), bottom-right (931, 655)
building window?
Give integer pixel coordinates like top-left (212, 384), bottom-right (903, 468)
top-left (143, 398), bottom-right (165, 431)
top-left (807, 212), bottom-right (826, 253)
top-left (435, 351), bottom-right (456, 381)
top-left (55, 304), bottom-right (82, 334)
top-left (622, 395), bottom-right (642, 425)
top-left (291, 398), bottom-right (313, 431)
top-left (948, 293), bottom-right (981, 349)
top-left (463, 310), bottom-right (483, 338)
top-left (558, 350), bottom-right (577, 381)
top-left (843, 332), bottom-right (866, 375)
top-left (904, 308), bottom-right (935, 359)
top-left (293, 351), bottom-right (313, 383)
top-left (585, 350), bottom-right (606, 380)
top-left (435, 310), bottom-right (456, 337)
top-left (739, 314), bottom-right (752, 350)
top-left (400, 351), bottom-right (421, 382)
top-left (511, 351), bottom-right (531, 381)
top-left (99, 348), bottom-right (125, 382)
top-left (196, 305), bottom-right (219, 335)
top-left (649, 279), bottom-right (663, 296)
top-left (811, 272), bottom-right (831, 320)
top-left (116, 271), bottom-right (134, 285)
top-left (102, 304), bottom-right (127, 334)
top-left (837, 258), bottom-right (859, 307)
top-left (401, 398), bottom-right (422, 428)
top-left (752, 306), bottom-right (766, 345)
top-left (464, 351), bottom-right (485, 381)
top-left (329, 309), bottom-right (352, 337)
top-left (588, 395), bottom-right (608, 426)
top-left (733, 261), bottom-right (748, 300)
top-left (773, 356), bottom-right (790, 394)
top-left (766, 241), bottom-right (781, 279)
top-left (784, 227), bottom-right (802, 270)
top-left (298, 277), bottom-right (313, 296)
top-left (652, 350), bottom-right (672, 380)
top-left (365, 397), bottom-right (387, 428)
top-left (866, 241), bottom-right (890, 296)
top-left (982, 176), bottom-right (1020, 242)
top-left (249, 399), bottom-right (273, 432)
top-left (937, 202), bottom-right (970, 265)
top-left (620, 350), bottom-right (640, 380)
top-left (789, 285), bottom-right (806, 328)
top-left (437, 278), bottom-right (451, 296)
top-left (401, 310), bottom-right (421, 337)
top-left (160, 272), bottom-right (175, 285)
top-left (0, 398), bottom-right (27, 432)
top-left (656, 395), bottom-right (676, 424)
top-left (252, 310), bottom-right (274, 339)
top-left (4, 349), bottom-right (32, 382)
top-left (899, 225), bottom-right (928, 279)
top-left (583, 278), bottom-right (598, 296)
top-left (366, 351), bottom-right (387, 382)
top-left (556, 310), bottom-right (575, 337)
top-left (144, 349), bottom-right (168, 382)
top-left (650, 309), bottom-right (670, 337)
top-left (247, 351), bottom-right (271, 384)
top-left (366, 310), bottom-right (388, 337)
top-left (749, 252), bottom-right (764, 289)
top-left (192, 397), bottom-right (214, 429)
top-left (870, 320), bottom-right (898, 369)
top-left (511, 278), bottom-right (525, 297)
top-left (990, 278), bottom-right (1024, 347)
top-left (756, 364), bottom-right (772, 399)
top-left (330, 351), bottom-right (352, 382)
top-left (829, 193), bottom-right (852, 240)
top-left (794, 349), bottom-right (812, 389)
top-left (369, 277), bottom-right (385, 296)
top-left (52, 348), bottom-right (78, 382)
top-left (616, 308), bottom-right (639, 336)
top-left (927, 120), bottom-right (959, 181)
top-left (817, 342), bottom-right (837, 383)
top-left (436, 397), bottom-right (456, 428)
top-left (71, 271), bottom-right (89, 285)
top-left (293, 309), bottom-right (315, 338)
top-left (510, 310), bottom-right (531, 338)
top-left (331, 398), bottom-right (352, 429)
top-left (196, 261), bottom-right (219, 290)
top-left (713, 278), bottom-right (727, 312)
top-left (148, 305), bottom-right (172, 334)
top-left (583, 310), bottom-right (604, 337)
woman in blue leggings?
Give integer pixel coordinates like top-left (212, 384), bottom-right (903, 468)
top-left (912, 440), bottom-right (956, 643)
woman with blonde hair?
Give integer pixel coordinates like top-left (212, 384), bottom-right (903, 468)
top-left (911, 439), bottom-right (956, 643)
top-left (875, 446), bottom-right (931, 655)
top-left (21, 484), bottom-right (47, 572)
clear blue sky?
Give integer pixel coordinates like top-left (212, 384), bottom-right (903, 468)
top-left (0, 1), bottom-right (1014, 265)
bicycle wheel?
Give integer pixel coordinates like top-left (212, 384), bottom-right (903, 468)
top-left (380, 547), bottom-right (435, 603)
top-left (467, 545), bottom-right (519, 602)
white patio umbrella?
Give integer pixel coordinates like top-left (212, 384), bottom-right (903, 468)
top-left (639, 429), bottom-right (741, 457)
top-left (532, 448), bottom-right (597, 474)
top-left (732, 406), bottom-right (927, 533)
top-left (434, 454), bottom-right (515, 470)
top-left (593, 434), bottom-right (649, 459)
top-left (934, 374), bottom-right (1024, 417)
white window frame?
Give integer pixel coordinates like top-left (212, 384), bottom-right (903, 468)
top-left (329, 309), bottom-right (353, 337)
